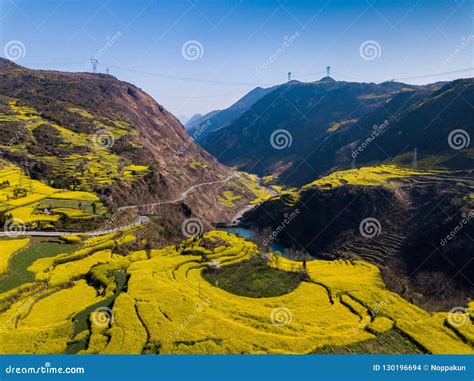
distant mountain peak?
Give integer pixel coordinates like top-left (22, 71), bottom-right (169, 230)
top-left (319, 76), bottom-right (336, 82)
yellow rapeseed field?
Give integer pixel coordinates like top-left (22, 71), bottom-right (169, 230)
top-left (0, 161), bottom-right (104, 224)
top-left (0, 230), bottom-right (471, 354)
top-left (302, 164), bottom-right (426, 190)
top-left (0, 238), bottom-right (29, 274)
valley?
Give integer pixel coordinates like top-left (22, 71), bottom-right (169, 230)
top-left (0, 59), bottom-right (472, 355)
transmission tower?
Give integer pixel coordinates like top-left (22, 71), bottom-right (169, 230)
top-left (17, 159), bottom-right (33, 195)
top-left (412, 147), bottom-right (418, 168)
top-left (326, 66), bottom-right (331, 77)
top-left (90, 58), bottom-right (98, 73)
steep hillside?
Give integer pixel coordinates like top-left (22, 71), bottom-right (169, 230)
top-left (199, 78), bottom-right (414, 178)
top-left (198, 77), bottom-right (473, 186)
top-left (0, 59), bottom-right (265, 228)
top-left (283, 78), bottom-right (474, 185)
top-left (241, 165), bottom-right (474, 310)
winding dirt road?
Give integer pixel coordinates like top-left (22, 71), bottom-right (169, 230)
top-left (0, 173), bottom-right (241, 238)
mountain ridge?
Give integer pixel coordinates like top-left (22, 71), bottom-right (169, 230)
top-left (195, 76), bottom-right (473, 186)
top-left (0, 59), bottom-right (265, 227)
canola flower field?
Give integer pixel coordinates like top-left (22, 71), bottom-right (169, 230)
top-left (302, 164), bottom-right (426, 190)
top-left (0, 230), bottom-right (471, 354)
top-left (0, 161), bottom-right (105, 226)
top-left (0, 101), bottom-right (150, 191)
top-left (0, 238), bottom-right (29, 275)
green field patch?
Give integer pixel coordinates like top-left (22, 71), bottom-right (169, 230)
top-left (0, 239), bottom-right (79, 293)
top-left (312, 329), bottom-right (425, 354)
top-left (202, 256), bottom-right (303, 298)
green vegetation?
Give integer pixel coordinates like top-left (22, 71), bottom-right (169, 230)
top-left (216, 190), bottom-right (241, 208)
top-left (303, 164), bottom-right (426, 190)
top-left (0, 238), bottom-right (30, 275)
top-left (327, 118), bottom-right (358, 132)
top-left (67, 270), bottom-right (128, 354)
top-left (313, 329), bottom-right (425, 354)
top-left (189, 159), bottom-right (209, 170)
top-left (202, 256), bottom-right (302, 298)
top-left (236, 173), bottom-right (273, 204)
top-left (0, 239), bottom-right (79, 292)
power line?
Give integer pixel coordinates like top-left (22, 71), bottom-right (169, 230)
top-left (98, 63), bottom-right (274, 87)
top-left (26, 62), bottom-right (84, 66)
top-left (291, 67), bottom-right (474, 83)
top-left (20, 61), bottom-right (474, 99)
top-left (331, 71), bottom-right (361, 81)
top-left (387, 67), bottom-right (474, 82)
top-left (291, 71), bottom-right (326, 78)
top-left (156, 90), bottom-right (252, 99)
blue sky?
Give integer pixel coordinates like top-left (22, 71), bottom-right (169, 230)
top-left (1, 0), bottom-right (473, 120)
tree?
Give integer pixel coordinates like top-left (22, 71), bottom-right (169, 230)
top-left (144, 242), bottom-right (152, 259)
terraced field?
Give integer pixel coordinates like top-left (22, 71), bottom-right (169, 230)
top-left (0, 101), bottom-right (149, 190)
top-left (323, 168), bottom-right (474, 265)
top-left (0, 161), bottom-right (107, 229)
top-left (302, 164), bottom-right (427, 190)
top-left (0, 230), bottom-right (471, 354)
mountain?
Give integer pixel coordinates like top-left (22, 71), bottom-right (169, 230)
top-left (198, 78), bottom-right (416, 180)
top-left (241, 165), bottom-right (474, 311)
top-left (0, 59), bottom-right (265, 228)
top-left (282, 78), bottom-right (474, 185)
top-left (184, 110), bottom-right (220, 131)
top-left (205, 77), bottom-right (474, 310)
top-left (186, 85), bottom-right (281, 141)
top-left (198, 77), bottom-right (473, 186)
top-left (176, 114), bottom-right (191, 126)
top-left (184, 113), bottom-right (203, 130)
